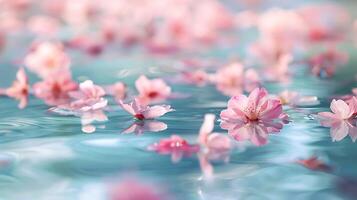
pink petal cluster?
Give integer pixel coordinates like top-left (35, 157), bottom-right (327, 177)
top-left (220, 87), bottom-right (288, 145)
top-left (118, 98), bottom-right (174, 120)
top-left (33, 72), bottom-right (78, 106)
top-left (0, 68), bottom-right (29, 109)
top-left (212, 62), bottom-right (260, 96)
top-left (148, 135), bottom-right (200, 163)
top-left (104, 82), bottom-right (127, 101)
top-left (318, 98), bottom-right (357, 142)
top-left (309, 48), bottom-right (348, 77)
top-left (135, 75), bottom-right (171, 105)
top-left (24, 42), bottom-right (71, 78)
top-left (66, 80), bottom-right (107, 112)
top-left (181, 70), bottom-right (209, 87)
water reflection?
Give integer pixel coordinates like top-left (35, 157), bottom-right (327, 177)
top-left (122, 120), bottom-right (167, 134)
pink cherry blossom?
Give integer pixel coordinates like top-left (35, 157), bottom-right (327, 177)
top-left (0, 68), bottom-right (29, 109)
top-left (212, 62), bottom-right (260, 96)
top-left (33, 72), bottom-right (78, 106)
top-left (65, 80), bottom-right (107, 112)
top-left (104, 82), bottom-right (127, 101)
top-left (318, 98), bottom-right (357, 142)
top-left (148, 135), bottom-right (200, 163)
top-left (24, 42), bottom-right (71, 79)
top-left (220, 88), bottom-right (287, 145)
top-left (309, 48), bottom-right (348, 78)
top-left (122, 120), bottom-right (167, 135)
top-left (296, 156), bottom-right (332, 172)
top-left (118, 98), bottom-right (174, 120)
top-left (264, 53), bottom-right (293, 82)
top-left (135, 75), bottom-right (171, 105)
top-left (220, 87), bottom-right (287, 123)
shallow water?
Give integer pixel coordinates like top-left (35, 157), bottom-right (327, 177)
top-left (1, 2), bottom-right (357, 200)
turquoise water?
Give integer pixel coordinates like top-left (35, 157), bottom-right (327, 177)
top-left (1, 3), bottom-right (357, 200)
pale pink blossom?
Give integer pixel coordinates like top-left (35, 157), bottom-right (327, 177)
top-left (264, 53), bottom-right (293, 82)
top-left (66, 80), bottom-right (107, 112)
top-left (118, 98), bottom-right (174, 120)
top-left (298, 5), bottom-right (350, 43)
top-left (148, 135), bottom-right (199, 163)
top-left (122, 120), bottom-right (167, 135)
top-left (181, 70), bottom-right (209, 87)
top-left (65, 35), bottom-right (104, 56)
top-left (257, 8), bottom-right (307, 52)
top-left (24, 42), bottom-right (71, 78)
top-left (309, 48), bottom-right (348, 78)
top-left (33, 72), bottom-right (78, 106)
top-left (104, 82), bottom-right (127, 101)
top-left (0, 68), bottom-right (29, 109)
top-left (109, 178), bottom-right (169, 200)
top-left (135, 75), bottom-right (171, 105)
top-left (212, 62), bottom-right (260, 96)
top-left (318, 98), bottom-right (357, 142)
top-left (27, 15), bottom-right (59, 36)
top-left (220, 88), bottom-right (287, 145)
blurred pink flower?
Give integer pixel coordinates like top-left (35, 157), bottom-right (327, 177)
top-left (122, 120), bottom-right (167, 135)
top-left (24, 42), bottom-right (71, 78)
top-left (181, 70), bottom-right (209, 87)
top-left (66, 80), bottom-right (107, 112)
top-left (104, 82), bottom-right (127, 101)
top-left (33, 72), bottom-right (78, 106)
top-left (220, 88), bottom-right (288, 145)
top-left (27, 15), bottom-right (59, 36)
top-left (309, 48), bottom-right (348, 78)
top-left (296, 156), bottom-right (332, 172)
top-left (80, 109), bottom-right (108, 133)
top-left (118, 98), bottom-right (174, 120)
top-left (109, 178), bottom-right (169, 200)
top-left (212, 62), bottom-right (260, 96)
top-left (0, 68), bottom-right (29, 109)
top-left (264, 53), bottom-right (293, 82)
top-left (318, 98), bottom-right (357, 142)
top-left (148, 135), bottom-right (199, 163)
top-left (135, 75), bottom-right (171, 105)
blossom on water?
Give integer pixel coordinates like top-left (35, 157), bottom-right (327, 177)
top-left (135, 75), bottom-right (171, 105)
top-left (318, 98), bottom-right (357, 142)
top-left (33, 71), bottom-right (78, 106)
top-left (212, 62), bottom-right (260, 96)
top-left (0, 68), bottom-right (29, 109)
top-left (24, 42), bottom-right (71, 78)
top-left (66, 80), bottom-right (107, 112)
top-left (148, 135), bottom-right (200, 163)
top-left (118, 98), bottom-right (174, 120)
top-left (220, 87), bottom-right (288, 145)
top-left (181, 70), bottom-right (209, 87)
